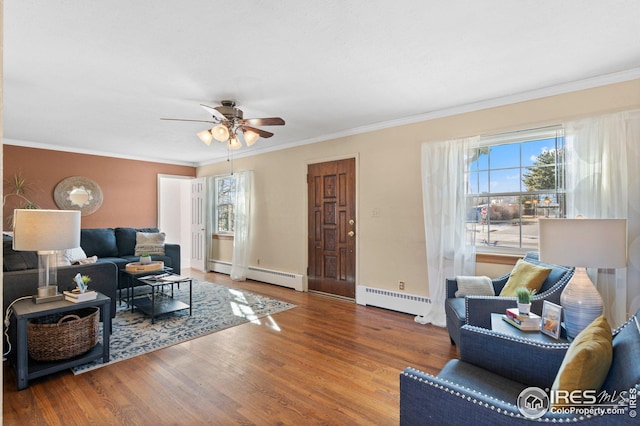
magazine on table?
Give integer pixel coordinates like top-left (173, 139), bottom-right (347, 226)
top-left (138, 273), bottom-right (188, 282)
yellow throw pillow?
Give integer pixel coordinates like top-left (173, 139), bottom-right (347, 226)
top-left (499, 259), bottom-right (551, 297)
top-left (551, 316), bottom-right (612, 404)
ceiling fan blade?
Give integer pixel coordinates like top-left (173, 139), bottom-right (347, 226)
top-left (160, 118), bottom-right (218, 124)
top-left (242, 126), bottom-right (274, 138)
top-left (241, 117), bottom-right (285, 126)
top-left (200, 104), bottom-right (228, 121)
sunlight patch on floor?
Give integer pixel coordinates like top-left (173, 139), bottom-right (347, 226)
top-left (228, 288), bottom-right (282, 331)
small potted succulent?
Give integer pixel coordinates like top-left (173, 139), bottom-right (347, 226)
top-left (73, 273), bottom-right (91, 293)
top-left (516, 287), bottom-right (536, 315)
top-left (139, 253), bottom-right (152, 265)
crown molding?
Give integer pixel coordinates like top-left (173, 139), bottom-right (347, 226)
top-left (3, 138), bottom-right (199, 167)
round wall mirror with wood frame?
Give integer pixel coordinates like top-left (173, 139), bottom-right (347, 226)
top-left (54, 176), bottom-right (103, 216)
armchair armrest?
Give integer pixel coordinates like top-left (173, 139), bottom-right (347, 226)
top-left (400, 366), bottom-right (530, 425)
top-left (459, 325), bottom-right (569, 389)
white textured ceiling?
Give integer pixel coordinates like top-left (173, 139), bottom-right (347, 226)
top-left (4, 1), bottom-right (640, 166)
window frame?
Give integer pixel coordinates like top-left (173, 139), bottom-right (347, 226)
top-left (466, 126), bottom-right (565, 255)
top-left (213, 175), bottom-right (237, 235)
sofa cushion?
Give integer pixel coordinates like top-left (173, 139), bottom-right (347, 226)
top-left (454, 276), bottom-right (494, 297)
top-left (499, 259), bottom-right (551, 297)
top-left (80, 228), bottom-right (118, 258)
top-left (3, 235), bottom-right (38, 271)
top-left (551, 315), bottom-right (612, 400)
top-left (115, 227), bottom-right (159, 257)
top-left (134, 231), bottom-right (166, 255)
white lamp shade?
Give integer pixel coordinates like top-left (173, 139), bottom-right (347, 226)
top-left (539, 218), bottom-right (627, 268)
top-left (12, 209), bottom-right (81, 251)
top-left (243, 129), bottom-right (259, 146)
top-left (197, 129), bottom-right (213, 145)
top-left (227, 135), bottom-right (242, 150)
top-left (212, 124), bottom-right (230, 142)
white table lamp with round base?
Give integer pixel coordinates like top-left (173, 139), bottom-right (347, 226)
top-left (539, 218), bottom-right (627, 340)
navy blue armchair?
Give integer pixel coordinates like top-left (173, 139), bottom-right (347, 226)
top-left (445, 252), bottom-right (574, 346)
top-left (401, 309), bottom-right (640, 425)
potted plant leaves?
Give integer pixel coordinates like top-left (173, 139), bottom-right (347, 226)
top-left (516, 287), bottom-right (536, 315)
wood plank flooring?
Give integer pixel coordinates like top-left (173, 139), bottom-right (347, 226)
top-left (3, 271), bottom-right (458, 425)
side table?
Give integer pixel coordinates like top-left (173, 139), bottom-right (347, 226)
top-left (12, 293), bottom-right (111, 390)
top-left (490, 313), bottom-right (568, 343)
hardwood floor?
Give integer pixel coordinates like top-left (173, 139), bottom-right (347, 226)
top-left (3, 271), bottom-right (458, 425)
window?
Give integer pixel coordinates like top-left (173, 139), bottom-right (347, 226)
top-left (214, 176), bottom-right (236, 234)
top-left (465, 127), bottom-right (565, 252)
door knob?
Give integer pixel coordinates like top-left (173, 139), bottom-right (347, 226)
top-left (348, 231), bottom-right (355, 237)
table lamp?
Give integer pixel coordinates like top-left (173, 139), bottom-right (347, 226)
top-left (538, 218), bottom-right (627, 340)
top-left (12, 209), bottom-right (81, 303)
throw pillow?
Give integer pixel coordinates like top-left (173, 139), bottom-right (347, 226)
top-left (76, 255), bottom-right (98, 265)
top-left (135, 232), bottom-right (166, 256)
top-left (499, 259), bottom-right (551, 297)
top-left (455, 276), bottom-right (495, 297)
top-left (55, 251), bottom-right (72, 267)
top-left (551, 315), bottom-right (612, 406)
top-left (63, 247), bottom-right (89, 264)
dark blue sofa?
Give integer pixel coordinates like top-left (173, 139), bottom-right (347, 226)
top-left (400, 309), bottom-right (640, 425)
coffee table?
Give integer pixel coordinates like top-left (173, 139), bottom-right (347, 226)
top-left (120, 267), bottom-right (172, 307)
top-left (131, 275), bottom-right (192, 323)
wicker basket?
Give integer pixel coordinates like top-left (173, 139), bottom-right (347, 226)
top-left (27, 307), bottom-right (99, 361)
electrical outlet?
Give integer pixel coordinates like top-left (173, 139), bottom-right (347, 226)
top-left (398, 280), bottom-right (405, 290)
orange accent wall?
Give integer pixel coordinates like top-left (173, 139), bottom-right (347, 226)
top-left (3, 146), bottom-right (195, 230)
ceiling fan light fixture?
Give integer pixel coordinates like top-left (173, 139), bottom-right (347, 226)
top-left (243, 129), bottom-right (259, 147)
top-left (212, 124), bottom-right (230, 142)
top-left (228, 134), bottom-right (242, 150)
top-left (197, 129), bottom-right (213, 145)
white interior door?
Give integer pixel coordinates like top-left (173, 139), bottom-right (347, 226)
top-left (190, 178), bottom-right (206, 271)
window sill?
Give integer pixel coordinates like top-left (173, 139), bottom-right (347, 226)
top-left (476, 252), bottom-right (522, 266)
top-left (212, 234), bottom-right (234, 241)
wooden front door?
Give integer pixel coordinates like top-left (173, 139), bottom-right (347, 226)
top-left (307, 158), bottom-right (356, 298)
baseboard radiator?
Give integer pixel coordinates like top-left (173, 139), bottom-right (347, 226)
top-left (356, 285), bottom-right (432, 316)
top-left (207, 260), bottom-right (304, 291)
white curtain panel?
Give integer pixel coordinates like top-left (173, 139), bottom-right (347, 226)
top-left (230, 170), bottom-right (253, 281)
top-left (565, 109), bottom-right (640, 327)
top-left (419, 137), bottom-right (479, 326)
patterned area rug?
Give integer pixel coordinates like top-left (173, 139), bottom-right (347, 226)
top-left (72, 280), bottom-right (295, 374)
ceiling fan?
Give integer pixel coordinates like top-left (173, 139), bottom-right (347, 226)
top-left (161, 100), bottom-right (285, 149)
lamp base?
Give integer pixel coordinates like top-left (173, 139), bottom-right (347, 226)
top-left (560, 267), bottom-right (603, 340)
top-left (33, 294), bottom-right (65, 304)
top-left (32, 285), bottom-right (64, 304)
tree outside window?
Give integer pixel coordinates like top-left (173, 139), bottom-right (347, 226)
top-left (215, 176), bottom-right (236, 233)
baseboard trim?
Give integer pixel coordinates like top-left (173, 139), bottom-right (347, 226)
top-left (356, 285), bottom-right (431, 316)
top-left (207, 260), bottom-right (304, 291)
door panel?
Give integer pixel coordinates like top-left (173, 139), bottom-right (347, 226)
top-left (190, 178), bottom-right (206, 271)
top-left (308, 158), bottom-right (355, 298)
